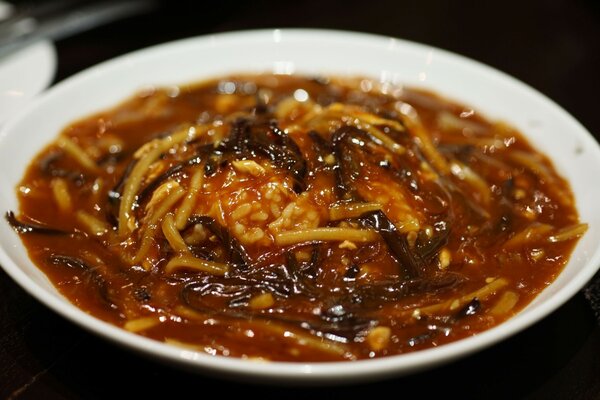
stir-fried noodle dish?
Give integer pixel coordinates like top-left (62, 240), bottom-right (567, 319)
top-left (8, 74), bottom-right (587, 361)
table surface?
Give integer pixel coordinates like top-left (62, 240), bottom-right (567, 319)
top-left (1, 0), bottom-right (599, 398)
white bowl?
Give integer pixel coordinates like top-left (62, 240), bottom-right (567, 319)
top-left (0, 29), bottom-right (599, 384)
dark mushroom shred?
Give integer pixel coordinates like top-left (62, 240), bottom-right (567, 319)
top-left (183, 215), bottom-right (251, 271)
top-left (136, 150), bottom-right (208, 206)
top-left (38, 151), bottom-right (86, 186)
top-left (332, 125), bottom-right (372, 200)
top-left (107, 158), bottom-right (137, 224)
top-left (5, 211), bottom-right (69, 235)
top-left (48, 254), bottom-right (120, 312)
top-left (454, 298), bottom-right (481, 320)
top-left (226, 118), bottom-right (307, 192)
top-left (181, 275), bottom-right (374, 342)
top-left (358, 210), bottom-right (424, 278)
top-left (355, 272), bottom-right (464, 306)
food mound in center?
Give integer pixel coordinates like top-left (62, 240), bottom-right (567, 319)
top-left (9, 74), bottom-right (587, 361)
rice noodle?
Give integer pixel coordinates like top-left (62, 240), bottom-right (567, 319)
top-left (302, 103), bottom-right (406, 155)
top-left (132, 225), bottom-right (158, 265)
top-left (548, 223), bottom-right (588, 243)
top-left (503, 223), bottom-right (554, 249)
top-left (76, 210), bottom-right (110, 236)
top-left (490, 291), bottom-right (519, 315)
top-left (146, 186), bottom-right (186, 226)
top-left (118, 145), bottom-right (164, 236)
top-left (508, 150), bottom-right (572, 207)
top-left (124, 316), bottom-right (160, 332)
top-left (133, 187), bottom-right (186, 263)
top-left (329, 202), bottom-right (382, 221)
top-left (164, 254), bottom-right (229, 275)
top-left (400, 113), bottom-right (450, 175)
top-left (161, 213), bottom-right (190, 253)
top-left (417, 278), bottom-right (509, 316)
top-left (51, 178), bottom-right (72, 212)
top-left (275, 227), bottom-right (379, 246)
top-left (164, 338), bottom-right (204, 350)
top-left (174, 167), bottom-right (205, 229)
top-left (118, 125), bottom-right (200, 237)
top-left (259, 322), bottom-right (352, 358)
top-left (328, 103), bottom-right (405, 133)
top-left (57, 136), bottom-right (99, 173)
top-left (171, 305), bottom-right (351, 358)
top-left (449, 161), bottom-right (491, 205)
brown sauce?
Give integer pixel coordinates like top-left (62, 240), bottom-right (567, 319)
top-left (10, 74), bottom-right (586, 361)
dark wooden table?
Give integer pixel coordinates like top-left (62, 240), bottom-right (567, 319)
top-left (2, 0), bottom-right (599, 398)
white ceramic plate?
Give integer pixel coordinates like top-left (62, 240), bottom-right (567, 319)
top-left (0, 29), bottom-right (599, 384)
top-left (0, 1), bottom-right (56, 125)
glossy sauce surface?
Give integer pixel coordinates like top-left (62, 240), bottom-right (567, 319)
top-left (12, 74), bottom-right (585, 361)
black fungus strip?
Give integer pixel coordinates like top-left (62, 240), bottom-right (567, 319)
top-left (253, 94), bottom-right (268, 114)
top-left (5, 211), bottom-right (69, 235)
top-left (184, 215), bottom-right (250, 271)
top-left (308, 130), bottom-right (334, 168)
top-left (454, 298), bottom-right (480, 320)
top-left (344, 264), bottom-right (360, 281)
top-left (352, 241), bottom-right (384, 265)
top-left (304, 245), bottom-right (321, 281)
top-left (203, 152), bottom-right (222, 176)
top-left (133, 287), bottom-right (151, 302)
top-left (181, 265), bottom-right (461, 342)
top-left (181, 278), bottom-right (372, 341)
top-left (226, 117), bottom-right (251, 155)
top-left (313, 303), bottom-right (375, 340)
top-left (252, 122), bottom-right (306, 192)
top-left (407, 330), bottom-right (439, 347)
top-left (48, 254), bottom-right (119, 311)
top-left (284, 251), bottom-right (318, 296)
top-left (358, 210), bottom-right (423, 278)
top-left (38, 151), bottom-right (86, 186)
top-left (354, 273), bottom-right (464, 306)
top-left (216, 118), bottom-right (308, 193)
top-left (270, 121), bottom-right (303, 160)
top-left (107, 158), bottom-right (137, 225)
top-left (108, 159), bottom-right (137, 203)
top-left (331, 126), bottom-right (371, 200)
top-left (96, 151), bottom-right (125, 167)
top-left (39, 152), bottom-right (62, 174)
top-left (332, 125), bottom-right (417, 201)
top-left (417, 227), bottom-right (451, 263)
top-left (49, 254), bottom-right (90, 270)
top-left (136, 155), bottom-right (203, 206)
top-left (270, 122), bottom-right (307, 192)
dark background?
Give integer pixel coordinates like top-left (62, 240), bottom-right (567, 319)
top-left (1, 0), bottom-right (599, 398)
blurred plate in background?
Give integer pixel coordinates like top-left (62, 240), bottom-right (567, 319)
top-left (0, 1), bottom-right (56, 125)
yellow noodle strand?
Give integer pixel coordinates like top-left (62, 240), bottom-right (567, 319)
top-left (418, 278), bottom-right (509, 316)
top-left (275, 227), bottom-right (379, 246)
top-left (161, 213), bottom-right (189, 253)
top-left (164, 254), bottom-right (229, 275)
top-left (174, 167), bottom-right (204, 229)
top-left (119, 126), bottom-right (201, 237)
top-left (76, 210), bottom-right (110, 236)
top-left (124, 316), bottom-right (161, 332)
top-left (329, 202), bottom-right (382, 221)
top-left (57, 136), bottom-right (99, 173)
top-left (50, 178), bottom-right (72, 212)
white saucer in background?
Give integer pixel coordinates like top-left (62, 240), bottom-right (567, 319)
top-left (0, 1), bottom-right (56, 125)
